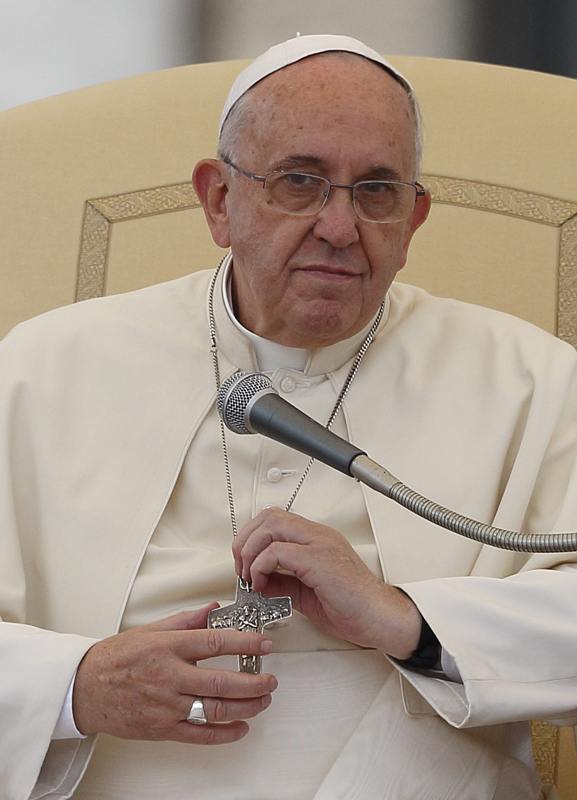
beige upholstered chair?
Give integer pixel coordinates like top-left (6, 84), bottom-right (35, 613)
top-left (1, 56), bottom-right (576, 796)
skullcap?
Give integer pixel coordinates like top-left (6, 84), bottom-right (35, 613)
top-left (219, 33), bottom-right (412, 137)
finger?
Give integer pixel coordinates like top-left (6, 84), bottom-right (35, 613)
top-left (249, 541), bottom-right (316, 592)
top-left (232, 506), bottom-right (288, 572)
top-left (241, 520), bottom-right (316, 580)
top-left (173, 719), bottom-right (250, 745)
top-left (143, 603), bottom-right (221, 632)
top-left (238, 528), bottom-right (275, 581)
top-left (235, 509), bottom-right (314, 580)
top-left (171, 627), bottom-right (274, 662)
top-left (176, 666), bottom-right (278, 700)
top-left (181, 693), bottom-right (272, 724)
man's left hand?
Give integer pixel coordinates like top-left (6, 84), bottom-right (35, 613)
top-left (233, 508), bottom-right (421, 659)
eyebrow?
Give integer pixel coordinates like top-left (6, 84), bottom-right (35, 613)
top-left (362, 165), bottom-right (404, 182)
top-left (272, 154), bottom-right (326, 172)
top-left (270, 154), bottom-right (404, 182)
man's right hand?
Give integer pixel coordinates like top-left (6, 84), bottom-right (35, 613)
top-left (72, 603), bottom-right (277, 744)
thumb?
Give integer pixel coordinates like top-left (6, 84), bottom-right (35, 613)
top-left (142, 602), bottom-right (221, 632)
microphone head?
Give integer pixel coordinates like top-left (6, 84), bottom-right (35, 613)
top-left (217, 371), bottom-right (274, 434)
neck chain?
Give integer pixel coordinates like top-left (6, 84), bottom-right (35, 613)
top-left (208, 257), bottom-right (385, 538)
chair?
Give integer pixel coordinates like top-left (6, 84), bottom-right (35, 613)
top-left (1, 55), bottom-right (576, 796)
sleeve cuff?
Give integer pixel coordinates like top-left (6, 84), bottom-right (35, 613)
top-left (440, 648), bottom-right (462, 683)
top-left (52, 669), bottom-right (87, 740)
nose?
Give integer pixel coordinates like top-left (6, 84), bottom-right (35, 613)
top-left (312, 186), bottom-right (360, 249)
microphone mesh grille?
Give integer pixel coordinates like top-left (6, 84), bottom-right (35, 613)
top-left (217, 371), bottom-right (273, 434)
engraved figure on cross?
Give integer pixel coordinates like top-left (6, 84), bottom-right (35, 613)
top-left (208, 577), bottom-right (292, 673)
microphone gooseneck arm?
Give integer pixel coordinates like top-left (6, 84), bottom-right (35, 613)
top-left (350, 455), bottom-right (577, 553)
top-left (218, 371), bottom-right (577, 554)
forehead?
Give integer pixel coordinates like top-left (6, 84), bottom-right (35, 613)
top-left (240, 53), bottom-right (416, 173)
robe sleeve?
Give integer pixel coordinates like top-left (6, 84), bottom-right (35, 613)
top-left (0, 624), bottom-right (98, 799)
top-left (396, 567), bottom-right (577, 728)
top-left (393, 357), bottom-right (577, 729)
top-left (0, 325), bottom-right (99, 799)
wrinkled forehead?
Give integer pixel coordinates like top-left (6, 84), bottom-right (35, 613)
top-left (246, 53), bottom-right (411, 132)
top-left (219, 34), bottom-right (413, 136)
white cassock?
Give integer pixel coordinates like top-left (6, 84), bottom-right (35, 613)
top-left (1, 258), bottom-right (577, 800)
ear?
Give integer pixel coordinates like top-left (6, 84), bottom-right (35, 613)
top-left (398, 185), bottom-right (431, 269)
top-left (192, 158), bottom-right (231, 248)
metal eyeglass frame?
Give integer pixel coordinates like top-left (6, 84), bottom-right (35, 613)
top-left (222, 157), bottom-right (426, 223)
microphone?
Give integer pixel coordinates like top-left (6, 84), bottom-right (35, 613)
top-left (217, 371), bottom-right (577, 554)
top-left (217, 371), bottom-right (366, 475)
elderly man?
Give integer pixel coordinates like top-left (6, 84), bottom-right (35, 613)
top-left (1, 34), bottom-right (577, 800)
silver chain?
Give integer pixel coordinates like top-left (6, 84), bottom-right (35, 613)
top-left (208, 257), bottom-right (384, 537)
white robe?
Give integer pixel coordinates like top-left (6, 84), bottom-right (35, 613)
top-left (1, 266), bottom-right (577, 799)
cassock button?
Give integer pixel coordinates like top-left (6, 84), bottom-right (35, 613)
top-left (280, 376), bottom-right (296, 393)
top-left (266, 467), bottom-right (283, 483)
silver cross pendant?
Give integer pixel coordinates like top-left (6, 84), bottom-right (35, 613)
top-left (207, 577), bottom-right (292, 673)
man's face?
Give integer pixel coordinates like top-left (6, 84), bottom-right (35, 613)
top-left (196, 54), bottom-right (430, 348)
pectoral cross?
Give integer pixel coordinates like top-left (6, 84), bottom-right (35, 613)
top-left (208, 577), bottom-right (292, 673)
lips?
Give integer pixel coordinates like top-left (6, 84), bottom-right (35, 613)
top-left (294, 264), bottom-right (362, 278)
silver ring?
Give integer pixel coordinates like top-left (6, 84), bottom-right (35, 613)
top-left (186, 697), bottom-right (208, 725)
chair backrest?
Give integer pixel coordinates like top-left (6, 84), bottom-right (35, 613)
top-left (1, 55), bottom-right (576, 794)
top-left (1, 57), bottom-right (576, 344)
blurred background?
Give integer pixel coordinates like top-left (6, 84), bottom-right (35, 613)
top-left (1, 0), bottom-right (575, 112)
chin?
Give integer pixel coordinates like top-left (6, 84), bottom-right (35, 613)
top-left (290, 302), bottom-right (361, 347)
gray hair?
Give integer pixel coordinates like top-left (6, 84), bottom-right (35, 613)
top-left (218, 52), bottom-right (423, 180)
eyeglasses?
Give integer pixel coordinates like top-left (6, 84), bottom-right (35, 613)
top-left (222, 157), bottom-right (425, 224)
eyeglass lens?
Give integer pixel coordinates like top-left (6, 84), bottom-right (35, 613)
top-left (265, 173), bottom-right (416, 222)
